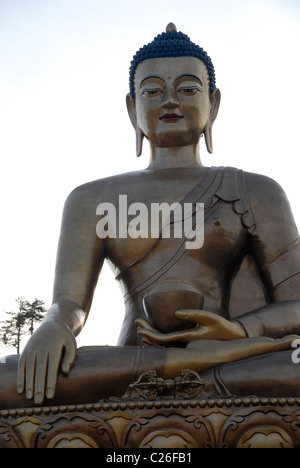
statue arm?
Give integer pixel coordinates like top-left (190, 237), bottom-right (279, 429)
top-left (18, 184), bottom-right (105, 404)
top-left (235, 173), bottom-right (300, 338)
top-left (51, 184), bottom-right (105, 328)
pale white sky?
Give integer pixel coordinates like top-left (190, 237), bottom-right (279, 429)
top-left (0, 0), bottom-right (299, 351)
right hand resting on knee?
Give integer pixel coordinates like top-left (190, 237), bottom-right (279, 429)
top-left (17, 321), bottom-right (76, 405)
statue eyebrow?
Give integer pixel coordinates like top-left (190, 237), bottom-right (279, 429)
top-left (140, 76), bottom-right (166, 87)
top-left (176, 74), bottom-right (203, 86)
top-left (139, 74), bottom-right (203, 88)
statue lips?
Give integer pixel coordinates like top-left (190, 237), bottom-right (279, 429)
top-left (159, 113), bottom-right (184, 123)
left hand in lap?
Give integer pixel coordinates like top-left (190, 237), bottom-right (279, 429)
top-left (136, 309), bottom-right (247, 346)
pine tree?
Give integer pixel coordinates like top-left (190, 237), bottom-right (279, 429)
top-left (1, 298), bottom-right (46, 354)
top-left (1, 310), bottom-right (26, 354)
top-left (17, 298), bottom-right (46, 336)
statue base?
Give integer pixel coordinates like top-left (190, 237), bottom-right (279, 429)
top-left (1, 395), bottom-right (300, 448)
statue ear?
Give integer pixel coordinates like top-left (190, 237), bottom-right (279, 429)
top-left (204, 88), bottom-right (221, 154)
top-left (126, 93), bottom-right (137, 129)
top-left (126, 93), bottom-right (144, 157)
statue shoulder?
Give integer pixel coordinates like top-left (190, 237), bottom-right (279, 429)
top-left (242, 170), bottom-right (295, 231)
top-left (64, 170), bottom-right (148, 212)
top-left (66, 172), bottom-right (133, 199)
top-left (63, 179), bottom-right (106, 213)
top-left (243, 171), bottom-right (288, 204)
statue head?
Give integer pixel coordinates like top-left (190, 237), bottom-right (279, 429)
top-left (126, 23), bottom-right (221, 156)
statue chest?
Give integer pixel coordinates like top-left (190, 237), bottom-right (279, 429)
top-left (112, 201), bottom-right (248, 301)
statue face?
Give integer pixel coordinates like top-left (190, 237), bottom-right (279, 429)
top-left (134, 57), bottom-right (212, 148)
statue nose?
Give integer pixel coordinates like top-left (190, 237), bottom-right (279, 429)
top-left (161, 88), bottom-right (179, 110)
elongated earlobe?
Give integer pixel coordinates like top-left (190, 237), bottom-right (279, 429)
top-left (126, 93), bottom-right (144, 157)
top-left (136, 127), bottom-right (144, 157)
top-left (204, 123), bottom-right (213, 154)
top-left (204, 88), bottom-right (221, 154)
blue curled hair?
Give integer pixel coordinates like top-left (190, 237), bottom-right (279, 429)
top-left (129, 27), bottom-right (216, 98)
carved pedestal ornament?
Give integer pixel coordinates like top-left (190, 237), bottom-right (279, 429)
top-left (1, 397), bottom-right (300, 449)
top-left (129, 369), bottom-right (206, 400)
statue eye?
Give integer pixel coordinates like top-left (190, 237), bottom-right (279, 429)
top-left (178, 87), bottom-right (201, 95)
top-left (141, 89), bottom-right (163, 96)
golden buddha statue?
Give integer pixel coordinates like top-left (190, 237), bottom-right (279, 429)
top-left (1, 23), bottom-right (300, 409)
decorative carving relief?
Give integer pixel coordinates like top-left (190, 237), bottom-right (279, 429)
top-left (120, 408), bottom-right (215, 448)
top-left (0, 421), bottom-right (23, 448)
top-left (236, 426), bottom-right (293, 449)
top-left (218, 406), bottom-right (300, 448)
top-left (31, 412), bottom-right (118, 449)
top-left (1, 398), bottom-right (300, 448)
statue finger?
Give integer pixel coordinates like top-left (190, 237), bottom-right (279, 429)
top-left (137, 328), bottom-right (176, 344)
top-left (24, 351), bottom-right (37, 400)
top-left (141, 336), bottom-right (156, 346)
top-left (175, 309), bottom-right (225, 326)
top-left (135, 318), bottom-right (158, 333)
top-left (46, 349), bottom-right (64, 400)
top-left (34, 351), bottom-right (49, 405)
top-left (138, 327), bottom-right (196, 345)
top-left (175, 309), bottom-right (209, 324)
top-left (140, 332), bottom-right (161, 346)
top-left (61, 340), bottom-right (76, 375)
top-left (17, 353), bottom-right (26, 395)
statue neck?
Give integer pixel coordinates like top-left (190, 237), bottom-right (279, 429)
top-left (148, 143), bottom-right (203, 170)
